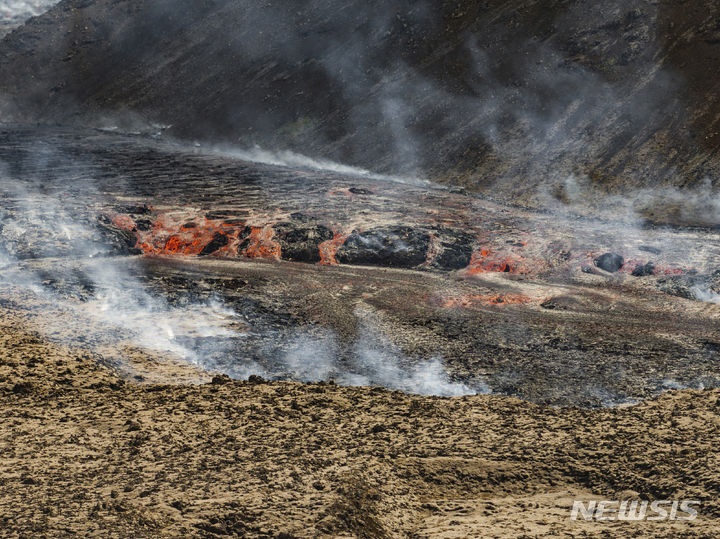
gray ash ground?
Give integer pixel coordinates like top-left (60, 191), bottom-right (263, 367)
top-left (3, 125), bottom-right (720, 407)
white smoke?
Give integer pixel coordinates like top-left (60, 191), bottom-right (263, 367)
top-left (197, 143), bottom-right (428, 186)
top-left (0, 169), bottom-right (252, 368)
top-left (0, 152), bottom-right (472, 396)
top-left (690, 285), bottom-right (720, 305)
top-left (0, 0), bottom-right (59, 37)
top-left (277, 310), bottom-right (479, 397)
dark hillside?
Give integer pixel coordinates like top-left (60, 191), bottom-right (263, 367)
top-left (0, 0), bottom-right (718, 201)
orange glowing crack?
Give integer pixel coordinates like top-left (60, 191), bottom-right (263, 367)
top-left (462, 248), bottom-right (529, 275)
top-left (242, 226), bottom-right (281, 260)
top-left (111, 214), bottom-right (137, 231)
top-left (154, 219), bottom-right (226, 256)
top-left (111, 209), bottom-right (286, 260)
top-left (119, 213), bottom-right (238, 257)
top-left (318, 232), bottom-right (348, 266)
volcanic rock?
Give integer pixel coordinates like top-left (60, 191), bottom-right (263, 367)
top-left (594, 253), bottom-right (624, 273)
top-left (336, 227), bottom-right (431, 269)
top-left (199, 232), bottom-right (229, 257)
top-left (289, 212), bottom-right (314, 223)
top-left (632, 262), bottom-right (656, 277)
top-left (658, 270), bottom-right (720, 300)
top-left (430, 229), bottom-right (474, 271)
top-left (95, 219), bottom-right (142, 256)
top-left (211, 374), bottom-right (232, 385)
top-left (11, 382), bottom-right (33, 395)
top-left (135, 219), bottom-right (153, 231)
top-left (123, 205), bottom-right (151, 215)
top-left (639, 245), bottom-right (662, 255)
top-left (274, 223), bottom-right (334, 264)
top-left (1, 0), bottom-right (719, 198)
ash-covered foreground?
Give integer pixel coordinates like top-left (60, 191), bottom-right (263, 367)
top-left (0, 306), bottom-right (717, 537)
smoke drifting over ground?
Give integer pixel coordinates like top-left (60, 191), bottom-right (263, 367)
top-left (0, 159), bottom-right (244, 368)
top-left (278, 309), bottom-right (476, 397)
top-left (203, 145), bottom-right (428, 186)
top-left (0, 148), bottom-right (473, 397)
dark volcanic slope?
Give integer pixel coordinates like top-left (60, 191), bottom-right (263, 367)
top-left (0, 0), bottom-right (719, 199)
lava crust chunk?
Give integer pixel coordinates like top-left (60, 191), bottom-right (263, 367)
top-left (594, 252), bottom-right (625, 272)
top-left (431, 229), bottom-right (475, 271)
top-left (274, 222), bottom-right (334, 263)
top-left (336, 226), bottom-right (431, 268)
top-left (632, 262), bottom-right (656, 277)
top-left (199, 232), bottom-right (230, 256)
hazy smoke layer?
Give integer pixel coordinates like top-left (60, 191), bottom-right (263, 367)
top-left (0, 149), bottom-right (474, 397)
top-left (202, 144), bottom-right (428, 186)
top-left (276, 309), bottom-right (477, 397)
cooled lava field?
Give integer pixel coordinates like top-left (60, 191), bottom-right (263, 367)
top-left (2, 125), bottom-right (720, 408)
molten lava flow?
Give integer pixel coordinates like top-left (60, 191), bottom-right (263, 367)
top-left (107, 210), bottom-right (243, 258)
top-left (242, 226), bottom-right (281, 260)
top-left (318, 232), bottom-right (348, 266)
top-left (146, 218), bottom-right (234, 256)
top-left (108, 208), bottom-right (285, 261)
top-left (111, 214), bottom-right (137, 231)
top-left (437, 294), bottom-right (538, 308)
top-left (463, 248), bottom-right (528, 275)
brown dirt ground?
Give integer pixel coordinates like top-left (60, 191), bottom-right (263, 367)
top-left (1, 304), bottom-right (719, 537)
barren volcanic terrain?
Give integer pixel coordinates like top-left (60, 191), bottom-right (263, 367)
top-left (3, 126), bottom-right (720, 407)
top-left (2, 304), bottom-right (720, 537)
top-left (2, 0), bottom-right (720, 537)
top-left (1, 0), bottom-right (719, 194)
top-left (0, 126), bottom-right (719, 536)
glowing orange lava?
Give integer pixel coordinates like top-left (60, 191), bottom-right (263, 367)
top-left (111, 214), bottom-right (137, 231)
top-left (146, 218), bottom-right (232, 256)
top-left (463, 249), bottom-right (528, 274)
top-left (241, 226), bottom-right (281, 260)
top-left (654, 266), bottom-right (687, 275)
top-left (318, 232), bottom-right (348, 266)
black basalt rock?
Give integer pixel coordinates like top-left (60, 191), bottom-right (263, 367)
top-left (594, 252), bottom-right (625, 273)
top-left (274, 222), bottom-right (334, 263)
top-left (632, 262), bottom-right (656, 277)
top-left (336, 226), bottom-right (431, 268)
top-left (95, 219), bottom-right (142, 256)
top-left (199, 232), bottom-right (229, 256)
top-left (431, 229), bottom-right (475, 271)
